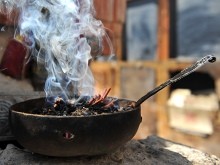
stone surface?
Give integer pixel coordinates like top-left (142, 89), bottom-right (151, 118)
top-left (0, 136), bottom-right (219, 165)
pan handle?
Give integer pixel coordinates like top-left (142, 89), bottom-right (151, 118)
top-left (135, 55), bottom-right (216, 108)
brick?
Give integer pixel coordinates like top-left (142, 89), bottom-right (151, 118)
top-left (101, 28), bottom-right (115, 56)
top-left (101, 22), bottom-right (124, 59)
top-left (101, 31), bottom-right (123, 60)
top-left (103, 21), bottom-right (123, 38)
top-left (114, 0), bottom-right (127, 23)
top-left (94, 0), bottom-right (114, 22)
top-left (0, 10), bottom-right (19, 25)
top-left (94, 0), bottom-right (126, 23)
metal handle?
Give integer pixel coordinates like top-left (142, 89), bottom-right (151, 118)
top-left (135, 55), bottom-right (216, 108)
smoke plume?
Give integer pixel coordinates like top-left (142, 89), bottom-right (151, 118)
top-left (0, 0), bottom-right (111, 102)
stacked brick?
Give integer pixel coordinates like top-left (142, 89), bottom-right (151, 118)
top-left (93, 0), bottom-right (127, 60)
top-left (0, 10), bottom-right (19, 25)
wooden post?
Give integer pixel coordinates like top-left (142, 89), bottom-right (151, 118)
top-left (156, 0), bottom-right (172, 136)
top-left (157, 0), bottom-right (170, 61)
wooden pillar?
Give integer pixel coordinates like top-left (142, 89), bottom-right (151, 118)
top-left (157, 0), bottom-right (170, 61)
top-left (156, 0), bottom-right (172, 136)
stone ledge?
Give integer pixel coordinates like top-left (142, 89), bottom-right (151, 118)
top-left (0, 135), bottom-right (219, 165)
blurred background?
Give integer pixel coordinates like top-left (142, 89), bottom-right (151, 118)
top-left (0, 0), bottom-right (220, 157)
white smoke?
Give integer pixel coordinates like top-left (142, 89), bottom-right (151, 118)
top-left (1, 0), bottom-right (111, 102)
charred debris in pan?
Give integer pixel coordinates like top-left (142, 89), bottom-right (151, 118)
top-left (31, 88), bottom-right (134, 116)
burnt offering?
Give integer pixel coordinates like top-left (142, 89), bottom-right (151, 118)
top-left (32, 89), bottom-right (132, 116)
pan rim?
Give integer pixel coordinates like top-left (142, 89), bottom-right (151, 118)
top-left (10, 97), bottom-right (140, 118)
